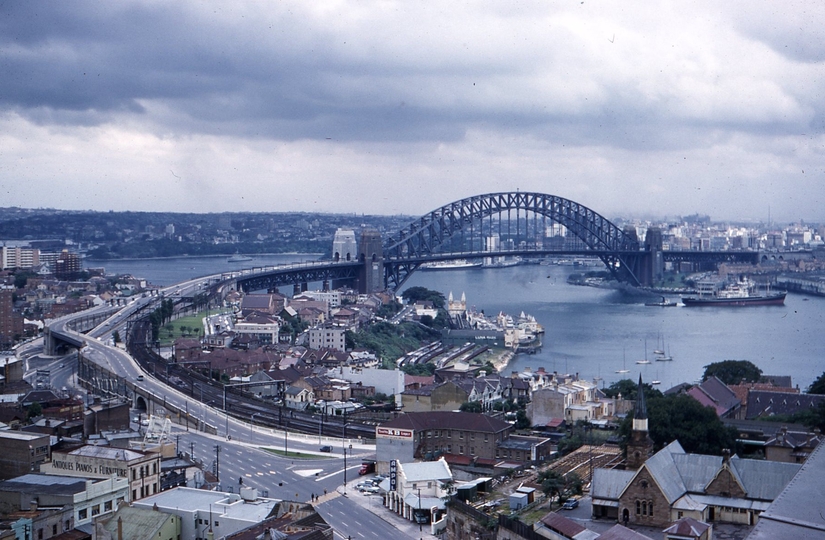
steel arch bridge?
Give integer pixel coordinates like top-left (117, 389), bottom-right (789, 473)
top-left (382, 192), bottom-right (644, 289)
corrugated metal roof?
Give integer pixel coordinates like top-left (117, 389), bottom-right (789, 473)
top-left (596, 524), bottom-right (652, 540)
top-left (671, 494), bottom-right (706, 512)
top-left (642, 440), bottom-right (687, 504)
top-left (398, 458), bottom-right (452, 483)
top-left (591, 469), bottom-right (634, 500)
top-left (673, 453), bottom-right (722, 492)
top-left (746, 439), bottom-right (825, 540)
top-left (539, 511), bottom-right (586, 537)
top-left (102, 506), bottom-right (172, 539)
top-left (730, 455), bottom-right (801, 500)
top-left (66, 445), bottom-right (147, 461)
top-left (689, 493), bottom-right (772, 511)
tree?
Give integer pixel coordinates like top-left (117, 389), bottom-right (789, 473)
top-left (112, 330), bottom-right (121, 343)
top-left (538, 470), bottom-right (582, 503)
top-left (539, 469), bottom-right (565, 500)
top-left (702, 360), bottom-right (762, 385)
top-left (619, 393), bottom-right (740, 456)
top-left (27, 401), bottom-right (42, 420)
top-left (603, 379), bottom-right (662, 402)
top-left (401, 286), bottom-right (446, 309)
top-left (515, 409), bottom-right (530, 429)
top-left (459, 401), bottom-right (482, 413)
top-left (808, 372), bottom-right (825, 395)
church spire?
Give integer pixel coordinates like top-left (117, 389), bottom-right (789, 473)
top-left (635, 373), bottom-right (647, 420)
top-left (627, 373), bottom-right (654, 469)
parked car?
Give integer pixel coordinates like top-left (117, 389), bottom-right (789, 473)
top-left (362, 486), bottom-right (380, 495)
top-left (562, 499), bottom-right (579, 510)
top-left (320, 445), bottom-right (332, 453)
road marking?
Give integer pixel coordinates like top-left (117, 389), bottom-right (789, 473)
top-left (294, 468), bottom-right (323, 477)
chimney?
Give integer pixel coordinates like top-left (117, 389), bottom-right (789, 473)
top-left (117, 516), bottom-right (123, 540)
top-left (722, 448), bottom-right (731, 464)
top-left (29, 500), bottom-right (37, 512)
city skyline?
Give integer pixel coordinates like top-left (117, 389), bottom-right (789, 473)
top-left (2, 1), bottom-right (825, 222)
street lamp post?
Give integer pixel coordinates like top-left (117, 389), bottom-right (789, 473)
top-left (343, 439), bottom-right (347, 496)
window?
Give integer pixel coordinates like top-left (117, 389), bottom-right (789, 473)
top-left (459, 446), bottom-right (464, 454)
top-left (132, 489), bottom-right (137, 500)
top-left (37, 529), bottom-right (43, 540)
top-left (484, 434), bottom-right (488, 442)
top-left (79, 508), bottom-right (88, 520)
top-left (104, 500), bottom-right (113, 512)
top-left (92, 504), bottom-right (101, 516)
top-left (649, 503), bottom-right (653, 517)
top-left (642, 501), bottom-right (647, 516)
top-left (215, 521), bottom-right (219, 527)
top-left (52, 525), bottom-right (57, 535)
top-left (635, 501), bottom-right (640, 515)
top-left (459, 432), bottom-right (464, 439)
top-left (412, 483), bottom-right (417, 489)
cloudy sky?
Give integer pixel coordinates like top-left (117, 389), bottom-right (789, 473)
top-left (1, 1), bottom-right (824, 222)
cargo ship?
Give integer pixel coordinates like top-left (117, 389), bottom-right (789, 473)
top-left (682, 280), bottom-right (786, 307)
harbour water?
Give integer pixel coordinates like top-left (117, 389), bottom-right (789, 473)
top-left (88, 256), bottom-right (825, 392)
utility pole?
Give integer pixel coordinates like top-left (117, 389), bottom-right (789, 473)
top-left (343, 438), bottom-right (347, 496)
top-left (190, 441), bottom-right (195, 462)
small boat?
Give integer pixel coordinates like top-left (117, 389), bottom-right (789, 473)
top-left (654, 336), bottom-right (673, 361)
top-left (651, 380), bottom-right (661, 385)
top-left (616, 349), bottom-right (630, 374)
top-left (645, 296), bottom-right (678, 307)
top-left (635, 339), bottom-right (650, 364)
top-left (227, 253), bottom-right (253, 263)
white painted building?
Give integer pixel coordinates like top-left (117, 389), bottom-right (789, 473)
top-left (384, 458), bottom-right (453, 526)
top-left (308, 325), bottom-right (347, 351)
top-left (133, 486), bottom-right (279, 540)
top-left (326, 366), bottom-right (405, 406)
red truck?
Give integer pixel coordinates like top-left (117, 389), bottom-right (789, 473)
top-left (358, 460), bottom-right (376, 475)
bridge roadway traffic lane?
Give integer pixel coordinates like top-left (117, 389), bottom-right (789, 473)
top-left (172, 428), bottom-right (415, 540)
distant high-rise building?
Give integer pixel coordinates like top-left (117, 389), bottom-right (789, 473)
top-left (332, 229), bottom-right (357, 262)
top-left (54, 249), bottom-right (81, 280)
top-left (0, 286), bottom-right (23, 348)
top-left (1, 245), bottom-right (39, 270)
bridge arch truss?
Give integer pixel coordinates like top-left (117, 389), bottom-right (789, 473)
top-left (383, 192), bottom-right (642, 289)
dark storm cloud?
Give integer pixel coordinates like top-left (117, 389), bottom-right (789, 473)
top-left (0, 2), bottom-right (476, 141)
top-left (1, 0), bottom-right (824, 220)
